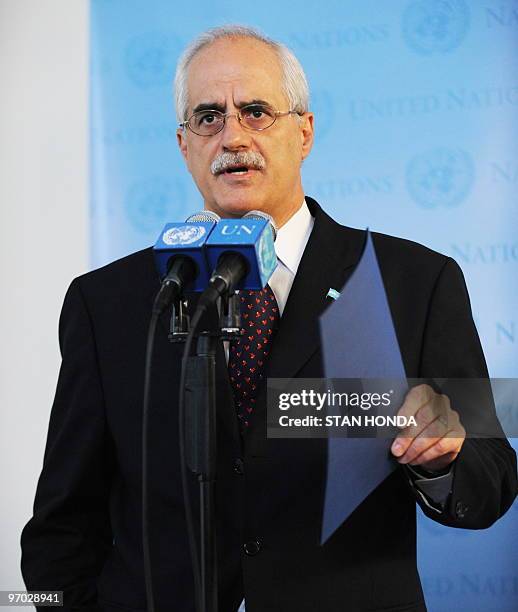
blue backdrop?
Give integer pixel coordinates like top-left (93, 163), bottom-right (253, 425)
top-left (90, 1), bottom-right (518, 610)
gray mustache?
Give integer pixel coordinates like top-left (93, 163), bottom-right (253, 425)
top-left (210, 151), bottom-right (266, 175)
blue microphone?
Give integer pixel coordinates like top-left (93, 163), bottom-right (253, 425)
top-left (152, 211), bottom-right (220, 314)
top-left (197, 211), bottom-right (277, 311)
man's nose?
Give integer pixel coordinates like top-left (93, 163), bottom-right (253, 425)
top-left (220, 113), bottom-right (252, 150)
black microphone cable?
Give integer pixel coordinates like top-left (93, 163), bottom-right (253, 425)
top-left (177, 304), bottom-right (207, 612)
top-left (142, 306), bottom-right (159, 612)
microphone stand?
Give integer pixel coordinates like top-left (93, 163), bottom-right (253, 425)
top-left (170, 293), bottom-right (241, 612)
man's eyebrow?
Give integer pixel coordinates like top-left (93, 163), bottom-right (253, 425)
top-left (192, 102), bottom-right (226, 114)
top-left (191, 99), bottom-right (274, 114)
top-left (236, 99), bottom-right (273, 108)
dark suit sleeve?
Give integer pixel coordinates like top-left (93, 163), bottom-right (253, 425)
top-left (414, 257), bottom-right (517, 528)
top-left (21, 279), bottom-right (113, 611)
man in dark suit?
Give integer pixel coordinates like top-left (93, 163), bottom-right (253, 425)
top-left (21, 25), bottom-right (517, 612)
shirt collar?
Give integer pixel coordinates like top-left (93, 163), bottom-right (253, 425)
top-left (274, 199), bottom-right (314, 276)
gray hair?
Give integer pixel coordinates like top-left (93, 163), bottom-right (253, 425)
top-left (174, 25), bottom-right (309, 123)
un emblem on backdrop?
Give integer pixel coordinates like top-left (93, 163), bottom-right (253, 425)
top-left (126, 177), bottom-right (187, 233)
top-left (125, 32), bottom-right (183, 88)
top-left (402, 0), bottom-right (470, 54)
top-left (406, 148), bottom-right (474, 209)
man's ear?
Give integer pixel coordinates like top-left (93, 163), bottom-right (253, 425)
top-left (177, 128), bottom-right (190, 168)
top-left (300, 112), bottom-right (314, 161)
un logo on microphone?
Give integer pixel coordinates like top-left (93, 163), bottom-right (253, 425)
top-left (162, 225), bottom-right (206, 246)
top-left (125, 31), bottom-right (183, 88)
top-left (406, 148), bottom-right (474, 209)
top-left (402, 0), bottom-right (470, 55)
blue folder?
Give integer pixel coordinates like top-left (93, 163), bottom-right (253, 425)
top-left (319, 231), bottom-right (408, 543)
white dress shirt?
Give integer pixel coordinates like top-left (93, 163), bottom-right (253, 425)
top-left (267, 198), bottom-right (314, 316)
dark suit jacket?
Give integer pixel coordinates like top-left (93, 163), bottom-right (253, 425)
top-left (21, 197), bottom-right (517, 612)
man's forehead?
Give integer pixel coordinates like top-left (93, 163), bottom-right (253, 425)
top-left (185, 38), bottom-right (286, 109)
top-left (189, 36), bottom-right (280, 67)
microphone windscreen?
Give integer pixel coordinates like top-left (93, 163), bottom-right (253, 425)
top-left (243, 210), bottom-right (277, 241)
top-left (185, 210), bottom-right (221, 223)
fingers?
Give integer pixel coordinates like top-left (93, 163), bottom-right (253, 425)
top-left (390, 384), bottom-right (465, 470)
top-left (391, 385), bottom-right (448, 457)
top-left (397, 384), bottom-right (436, 420)
top-left (396, 420), bottom-right (465, 467)
top-left (408, 441), bottom-right (463, 471)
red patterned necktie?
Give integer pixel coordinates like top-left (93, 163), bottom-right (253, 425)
top-left (228, 284), bottom-right (280, 429)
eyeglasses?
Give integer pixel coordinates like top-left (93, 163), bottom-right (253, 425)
top-left (179, 103), bottom-right (300, 136)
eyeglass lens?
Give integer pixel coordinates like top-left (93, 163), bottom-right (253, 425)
top-left (190, 104), bottom-right (277, 135)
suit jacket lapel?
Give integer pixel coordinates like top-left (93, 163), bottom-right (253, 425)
top-left (266, 197), bottom-right (366, 381)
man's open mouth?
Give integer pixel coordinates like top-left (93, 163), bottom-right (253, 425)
top-left (222, 166), bottom-right (251, 175)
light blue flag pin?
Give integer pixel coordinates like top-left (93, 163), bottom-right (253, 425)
top-left (326, 288), bottom-right (341, 300)
top-left (319, 230), bottom-right (408, 544)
